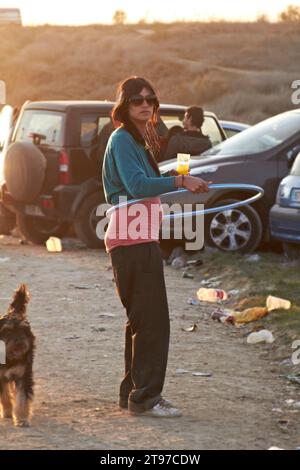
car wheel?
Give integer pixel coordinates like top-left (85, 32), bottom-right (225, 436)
top-left (16, 214), bottom-right (69, 245)
top-left (205, 198), bottom-right (263, 254)
top-left (283, 242), bottom-right (300, 260)
top-left (74, 192), bottom-right (106, 248)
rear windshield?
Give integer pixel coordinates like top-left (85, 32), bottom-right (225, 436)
top-left (14, 110), bottom-right (64, 146)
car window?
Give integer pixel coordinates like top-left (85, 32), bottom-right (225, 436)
top-left (224, 129), bottom-right (239, 139)
top-left (160, 114), bottom-right (223, 146)
top-left (202, 116), bottom-right (223, 146)
top-left (0, 105), bottom-right (13, 151)
top-left (14, 110), bottom-right (64, 146)
top-left (291, 154), bottom-right (300, 176)
top-left (204, 112), bottom-right (300, 157)
top-left (80, 115), bottom-right (111, 147)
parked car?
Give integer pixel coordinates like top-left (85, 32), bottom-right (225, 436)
top-left (270, 150), bottom-right (300, 259)
top-left (220, 120), bottom-right (250, 139)
top-left (159, 109), bottom-right (300, 254)
top-left (0, 100), bottom-right (225, 247)
top-left (0, 105), bottom-right (16, 234)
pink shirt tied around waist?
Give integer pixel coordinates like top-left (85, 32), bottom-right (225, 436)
top-left (104, 197), bottom-right (163, 253)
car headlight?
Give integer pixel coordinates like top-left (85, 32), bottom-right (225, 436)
top-left (290, 188), bottom-right (300, 203)
top-left (276, 184), bottom-right (290, 204)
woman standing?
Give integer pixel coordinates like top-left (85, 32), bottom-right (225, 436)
top-left (102, 76), bottom-right (209, 417)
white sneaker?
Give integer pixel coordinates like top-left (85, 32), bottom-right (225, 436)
top-left (133, 398), bottom-right (182, 418)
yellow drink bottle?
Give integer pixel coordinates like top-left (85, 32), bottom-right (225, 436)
top-left (176, 153), bottom-right (190, 175)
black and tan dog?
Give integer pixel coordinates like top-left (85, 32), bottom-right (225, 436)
top-left (0, 284), bottom-right (35, 427)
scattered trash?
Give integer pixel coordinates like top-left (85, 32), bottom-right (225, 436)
top-left (97, 313), bottom-right (116, 318)
top-left (192, 372), bottom-right (212, 377)
top-left (197, 287), bottom-right (228, 302)
top-left (280, 358), bottom-right (293, 367)
top-left (0, 257), bottom-right (9, 263)
top-left (200, 276), bottom-right (223, 288)
top-left (266, 295), bottom-right (291, 311)
top-left (228, 289), bottom-right (240, 297)
top-left (171, 256), bottom-right (187, 269)
top-left (186, 259), bottom-right (203, 267)
top-left (286, 374), bottom-right (300, 386)
top-left (182, 324), bottom-right (198, 332)
top-left (91, 326), bottom-right (106, 333)
top-left (64, 335), bottom-right (80, 340)
top-left (167, 247), bottom-right (186, 265)
top-left (269, 446), bottom-right (284, 450)
top-left (211, 308), bottom-right (234, 324)
top-left (233, 307), bottom-right (269, 324)
top-left (245, 254), bottom-right (261, 262)
top-left (272, 408), bottom-right (283, 413)
top-left (176, 368), bottom-right (189, 375)
top-left (285, 399), bottom-right (295, 405)
top-left (187, 297), bottom-right (200, 306)
top-left (247, 329), bottom-right (275, 344)
top-left (46, 236), bottom-right (62, 252)
top-left (182, 271), bottom-right (194, 279)
top-left (69, 284), bottom-right (92, 290)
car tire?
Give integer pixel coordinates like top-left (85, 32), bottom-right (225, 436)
top-left (74, 192), bottom-right (106, 248)
top-left (16, 214), bottom-right (69, 245)
top-left (283, 242), bottom-right (300, 260)
top-left (205, 198), bottom-right (263, 254)
top-left (0, 204), bottom-right (15, 235)
top-left (4, 142), bottom-right (46, 203)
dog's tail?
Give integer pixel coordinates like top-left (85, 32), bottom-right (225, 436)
top-left (8, 284), bottom-right (30, 319)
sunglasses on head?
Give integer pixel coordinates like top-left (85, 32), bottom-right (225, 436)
top-left (129, 94), bottom-right (158, 107)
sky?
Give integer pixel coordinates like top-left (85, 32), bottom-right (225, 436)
top-left (0, 0), bottom-right (298, 25)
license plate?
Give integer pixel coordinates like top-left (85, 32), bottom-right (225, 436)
top-left (25, 205), bottom-right (44, 217)
top-left (291, 189), bottom-right (300, 202)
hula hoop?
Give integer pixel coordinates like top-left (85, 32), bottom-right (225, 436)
top-left (106, 183), bottom-right (264, 219)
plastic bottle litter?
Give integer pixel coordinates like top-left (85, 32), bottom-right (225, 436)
top-left (246, 254), bottom-right (261, 262)
top-left (232, 307), bottom-right (269, 324)
top-left (266, 295), bottom-right (291, 311)
top-left (197, 287), bottom-right (228, 302)
top-left (171, 256), bottom-right (187, 269)
top-left (46, 236), bottom-right (62, 253)
top-left (247, 329), bottom-right (275, 344)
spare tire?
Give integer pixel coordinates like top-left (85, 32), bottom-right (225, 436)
top-left (4, 142), bottom-right (46, 203)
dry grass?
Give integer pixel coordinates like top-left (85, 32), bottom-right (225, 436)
top-left (0, 22), bottom-right (299, 123)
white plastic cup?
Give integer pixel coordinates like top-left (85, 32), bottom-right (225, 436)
top-left (46, 236), bottom-right (62, 253)
top-left (247, 330), bottom-right (275, 344)
top-left (266, 295), bottom-right (291, 311)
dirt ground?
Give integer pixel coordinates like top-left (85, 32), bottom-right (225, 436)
top-left (0, 234), bottom-right (299, 450)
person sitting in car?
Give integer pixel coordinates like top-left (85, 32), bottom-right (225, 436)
top-left (163, 106), bottom-right (212, 160)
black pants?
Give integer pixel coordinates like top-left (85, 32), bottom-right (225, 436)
top-left (110, 242), bottom-right (170, 410)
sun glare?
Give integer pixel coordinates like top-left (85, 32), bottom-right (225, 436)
top-left (0, 0), bottom-right (296, 25)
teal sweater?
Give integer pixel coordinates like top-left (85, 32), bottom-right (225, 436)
top-left (102, 127), bottom-right (176, 205)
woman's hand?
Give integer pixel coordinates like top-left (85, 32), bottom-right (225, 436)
top-left (175, 175), bottom-right (211, 193)
top-left (168, 169), bottom-right (180, 176)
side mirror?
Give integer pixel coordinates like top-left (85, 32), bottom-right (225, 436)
top-left (287, 145), bottom-right (300, 168)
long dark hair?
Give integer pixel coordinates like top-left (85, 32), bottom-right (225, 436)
top-left (112, 76), bottom-right (161, 176)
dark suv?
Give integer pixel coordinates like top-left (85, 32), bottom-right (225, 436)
top-left (0, 100), bottom-right (225, 247)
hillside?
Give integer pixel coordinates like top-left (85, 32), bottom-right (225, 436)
top-left (0, 22), bottom-right (299, 123)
